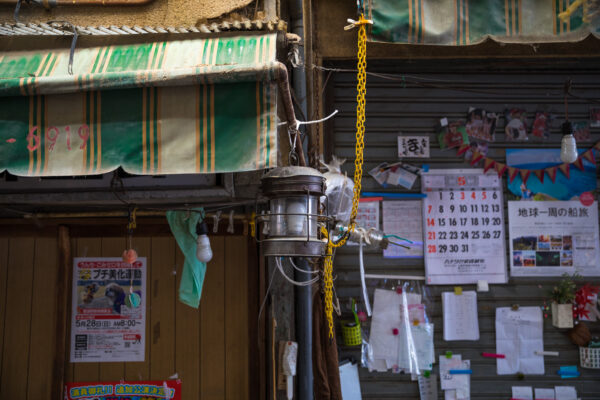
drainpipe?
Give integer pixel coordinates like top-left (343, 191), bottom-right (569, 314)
top-left (289, 0), bottom-right (313, 399)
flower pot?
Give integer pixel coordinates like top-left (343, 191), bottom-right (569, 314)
top-left (552, 302), bottom-right (574, 328)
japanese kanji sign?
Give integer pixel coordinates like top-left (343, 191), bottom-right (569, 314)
top-left (398, 136), bottom-right (430, 158)
top-left (65, 380), bottom-right (181, 400)
top-left (70, 257), bottom-right (147, 362)
top-left (508, 201), bottom-right (600, 277)
top-left (422, 169), bottom-right (507, 284)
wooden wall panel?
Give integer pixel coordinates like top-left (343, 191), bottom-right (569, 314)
top-left (0, 238), bottom-right (35, 399)
top-left (0, 230), bottom-right (256, 400)
top-left (225, 236), bottom-right (249, 400)
top-left (175, 246), bottom-right (201, 400)
top-left (200, 236), bottom-right (226, 398)
top-left (0, 238), bottom-right (8, 391)
top-left (149, 237), bottom-right (176, 379)
top-left (27, 237), bottom-right (58, 400)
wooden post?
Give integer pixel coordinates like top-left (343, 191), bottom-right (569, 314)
top-left (52, 226), bottom-right (71, 400)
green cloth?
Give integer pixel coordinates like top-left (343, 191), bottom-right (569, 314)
top-left (366, 0), bottom-right (600, 45)
top-left (167, 209), bottom-right (207, 308)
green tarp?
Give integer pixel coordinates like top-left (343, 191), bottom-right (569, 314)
top-left (366, 0), bottom-right (600, 44)
top-left (0, 34), bottom-right (278, 176)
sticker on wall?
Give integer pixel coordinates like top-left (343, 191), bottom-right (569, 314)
top-left (65, 380), bottom-right (181, 400)
top-left (437, 119), bottom-right (469, 150)
top-left (504, 108), bottom-right (528, 141)
top-left (531, 111), bottom-right (554, 140)
top-left (398, 135), bottom-right (430, 158)
top-left (465, 107), bottom-right (498, 142)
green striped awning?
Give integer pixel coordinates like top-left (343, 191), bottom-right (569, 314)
top-left (0, 34), bottom-right (278, 176)
top-left (366, 0), bottom-right (600, 45)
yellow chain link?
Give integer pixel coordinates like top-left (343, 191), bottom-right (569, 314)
top-left (323, 15), bottom-right (368, 339)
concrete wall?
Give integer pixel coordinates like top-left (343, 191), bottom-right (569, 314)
top-left (0, 0), bottom-right (253, 28)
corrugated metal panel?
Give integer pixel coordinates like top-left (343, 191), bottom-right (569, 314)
top-left (326, 60), bottom-right (600, 399)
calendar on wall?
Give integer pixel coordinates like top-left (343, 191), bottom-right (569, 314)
top-left (422, 169), bottom-right (507, 285)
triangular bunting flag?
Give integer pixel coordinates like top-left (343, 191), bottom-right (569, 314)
top-left (546, 167), bottom-right (557, 183)
top-left (495, 162), bottom-right (507, 177)
top-left (508, 167), bottom-right (519, 183)
top-left (457, 144), bottom-right (470, 156)
top-left (573, 157), bottom-right (585, 171)
top-left (558, 163), bottom-right (570, 179)
top-left (483, 158), bottom-right (496, 173)
top-left (582, 149), bottom-right (595, 164)
top-left (520, 169), bottom-right (531, 184)
top-left (594, 142), bottom-right (600, 151)
top-left (533, 169), bottom-right (544, 184)
top-left (470, 151), bottom-right (484, 166)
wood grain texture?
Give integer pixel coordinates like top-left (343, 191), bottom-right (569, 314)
top-left (0, 237), bottom-right (35, 399)
top-left (98, 237), bottom-right (127, 381)
top-left (175, 245), bottom-right (201, 400)
top-left (63, 237), bottom-right (76, 385)
top-left (72, 238), bottom-right (101, 382)
top-left (149, 236), bottom-right (176, 379)
top-left (28, 237), bottom-right (59, 400)
top-left (200, 235), bottom-right (225, 398)
top-left (225, 236), bottom-right (249, 400)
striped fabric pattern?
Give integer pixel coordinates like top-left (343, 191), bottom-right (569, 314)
top-left (0, 34), bottom-right (278, 176)
top-left (367, 0), bottom-right (600, 44)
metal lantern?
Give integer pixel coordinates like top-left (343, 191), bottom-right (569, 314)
top-left (259, 166), bottom-right (329, 257)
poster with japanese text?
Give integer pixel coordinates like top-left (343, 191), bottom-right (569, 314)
top-left (508, 202), bottom-right (600, 276)
top-left (398, 136), bottom-right (430, 158)
top-left (422, 169), bottom-right (507, 284)
top-left (382, 200), bottom-right (424, 258)
top-left (65, 380), bottom-right (181, 400)
top-left (70, 257), bottom-right (146, 362)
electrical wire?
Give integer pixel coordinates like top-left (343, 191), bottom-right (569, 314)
top-left (257, 264), bottom-right (278, 327)
top-left (384, 234), bottom-right (413, 243)
top-left (275, 257), bottom-right (319, 286)
top-left (289, 258), bottom-right (319, 274)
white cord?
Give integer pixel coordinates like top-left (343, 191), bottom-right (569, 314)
top-left (258, 264), bottom-right (278, 325)
top-left (289, 258), bottom-right (319, 274)
top-left (277, 109), bottom-right (339, 129)
top-left (275, 257), bottom-right (319, 286)
top-left (359, 236), bottom-right (373, 316)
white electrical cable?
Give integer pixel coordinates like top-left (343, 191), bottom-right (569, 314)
top-left (275, 258), bottom-right (319, 286)
top-left (289, 258), bottom-right (319, 274)
top-left (359, 236), bottom-right (372, 316)
top-left (278, 109), bottom-right (339, 128)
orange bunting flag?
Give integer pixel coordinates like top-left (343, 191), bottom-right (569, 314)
top-left (546, 167), bottom-right (557, 183)
top-left (533, 169), bottom-right (544, 184)
top-left (558, 163), bottom-right (570, 179)
top-left (483, 158), bottom-right (496, 173)
top-left (495, 162), bottom-right (507, 177)
top-left (573, 157), bottom-right (585, 171)
top-left (582, 149), bottom-right (596, 164)
top-left (520, 169), bottom-right (531, 184)
top-left (457, 144), bottom-right (470, 156)
top-left (470, 151), bottom-right (484, 166)
top-left (508, 167), bottom-right (519, 183)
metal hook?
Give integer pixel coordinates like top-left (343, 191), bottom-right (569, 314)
top-left (212, 210), bottom-right (222, 234)
top-left (227, 210), bottom-right (235, 234)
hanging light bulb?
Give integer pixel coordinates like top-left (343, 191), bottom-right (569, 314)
top-left (195, 221), bottom-right (213, 263)
top-left (560, 121), bottom-right (578, 164)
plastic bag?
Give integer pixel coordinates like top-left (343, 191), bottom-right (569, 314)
top-left (361, 280), bottom-right (434, 376)
top-left (322, 156), bottom-right (354, 224)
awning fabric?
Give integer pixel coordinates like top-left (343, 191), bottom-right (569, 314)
top-left (366, 0), bottom-right (600, 45)
top-left (0, 33), bottom-right (278, 176)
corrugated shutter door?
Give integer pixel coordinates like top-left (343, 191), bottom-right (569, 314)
top-left (326, 60), bottom-right (600, 399)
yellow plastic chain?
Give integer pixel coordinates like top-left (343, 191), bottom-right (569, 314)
top-left (323, 14), bottom-right (368, 340)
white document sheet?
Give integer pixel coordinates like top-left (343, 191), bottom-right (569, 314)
top-left (442, 291), bottom-right (480, 341)
top-left (339, 362), bottom-right (362, 400)
top-left (370, 289), bottom-right (421, 368)
top-left (397, 323), bottom-right (435, 371)
top-left (418, 374), bottom-right (438, 400)
top-left (496, 307), bottom-right (545, 375)
top-left (554, 386), bottom-right (577, 400)
top-left (512, 386), bottom-right (533, 400)
top-left (534, 388), bottom-right (555, 400)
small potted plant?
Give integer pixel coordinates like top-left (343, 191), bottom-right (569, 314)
top-left (549, 273), bottom-right (578, 328)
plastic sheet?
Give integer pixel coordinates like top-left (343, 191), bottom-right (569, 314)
top-left (323, 156), bottom-right (354, 224)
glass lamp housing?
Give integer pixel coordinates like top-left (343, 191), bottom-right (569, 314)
top-left (260, 166), bottom-right (328, 257)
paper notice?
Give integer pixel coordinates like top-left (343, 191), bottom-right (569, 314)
top-left (442, 291), bottom-right (480, 341)
top-left (554, 386), bottom-right (577, 400)
top-left (418, 374), bottom-right (438, 400)
top-left (512, 386), bottom-right (533, 400)
top-left (496, 307), bottom-right (544, 375)
top-left (534, 388), bottom-right (555, 400)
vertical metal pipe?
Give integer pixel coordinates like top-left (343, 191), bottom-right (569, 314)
top-left (289, 0), bottom-right (313, 397)
top-left (293, 257), bottom-right (313, 400)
